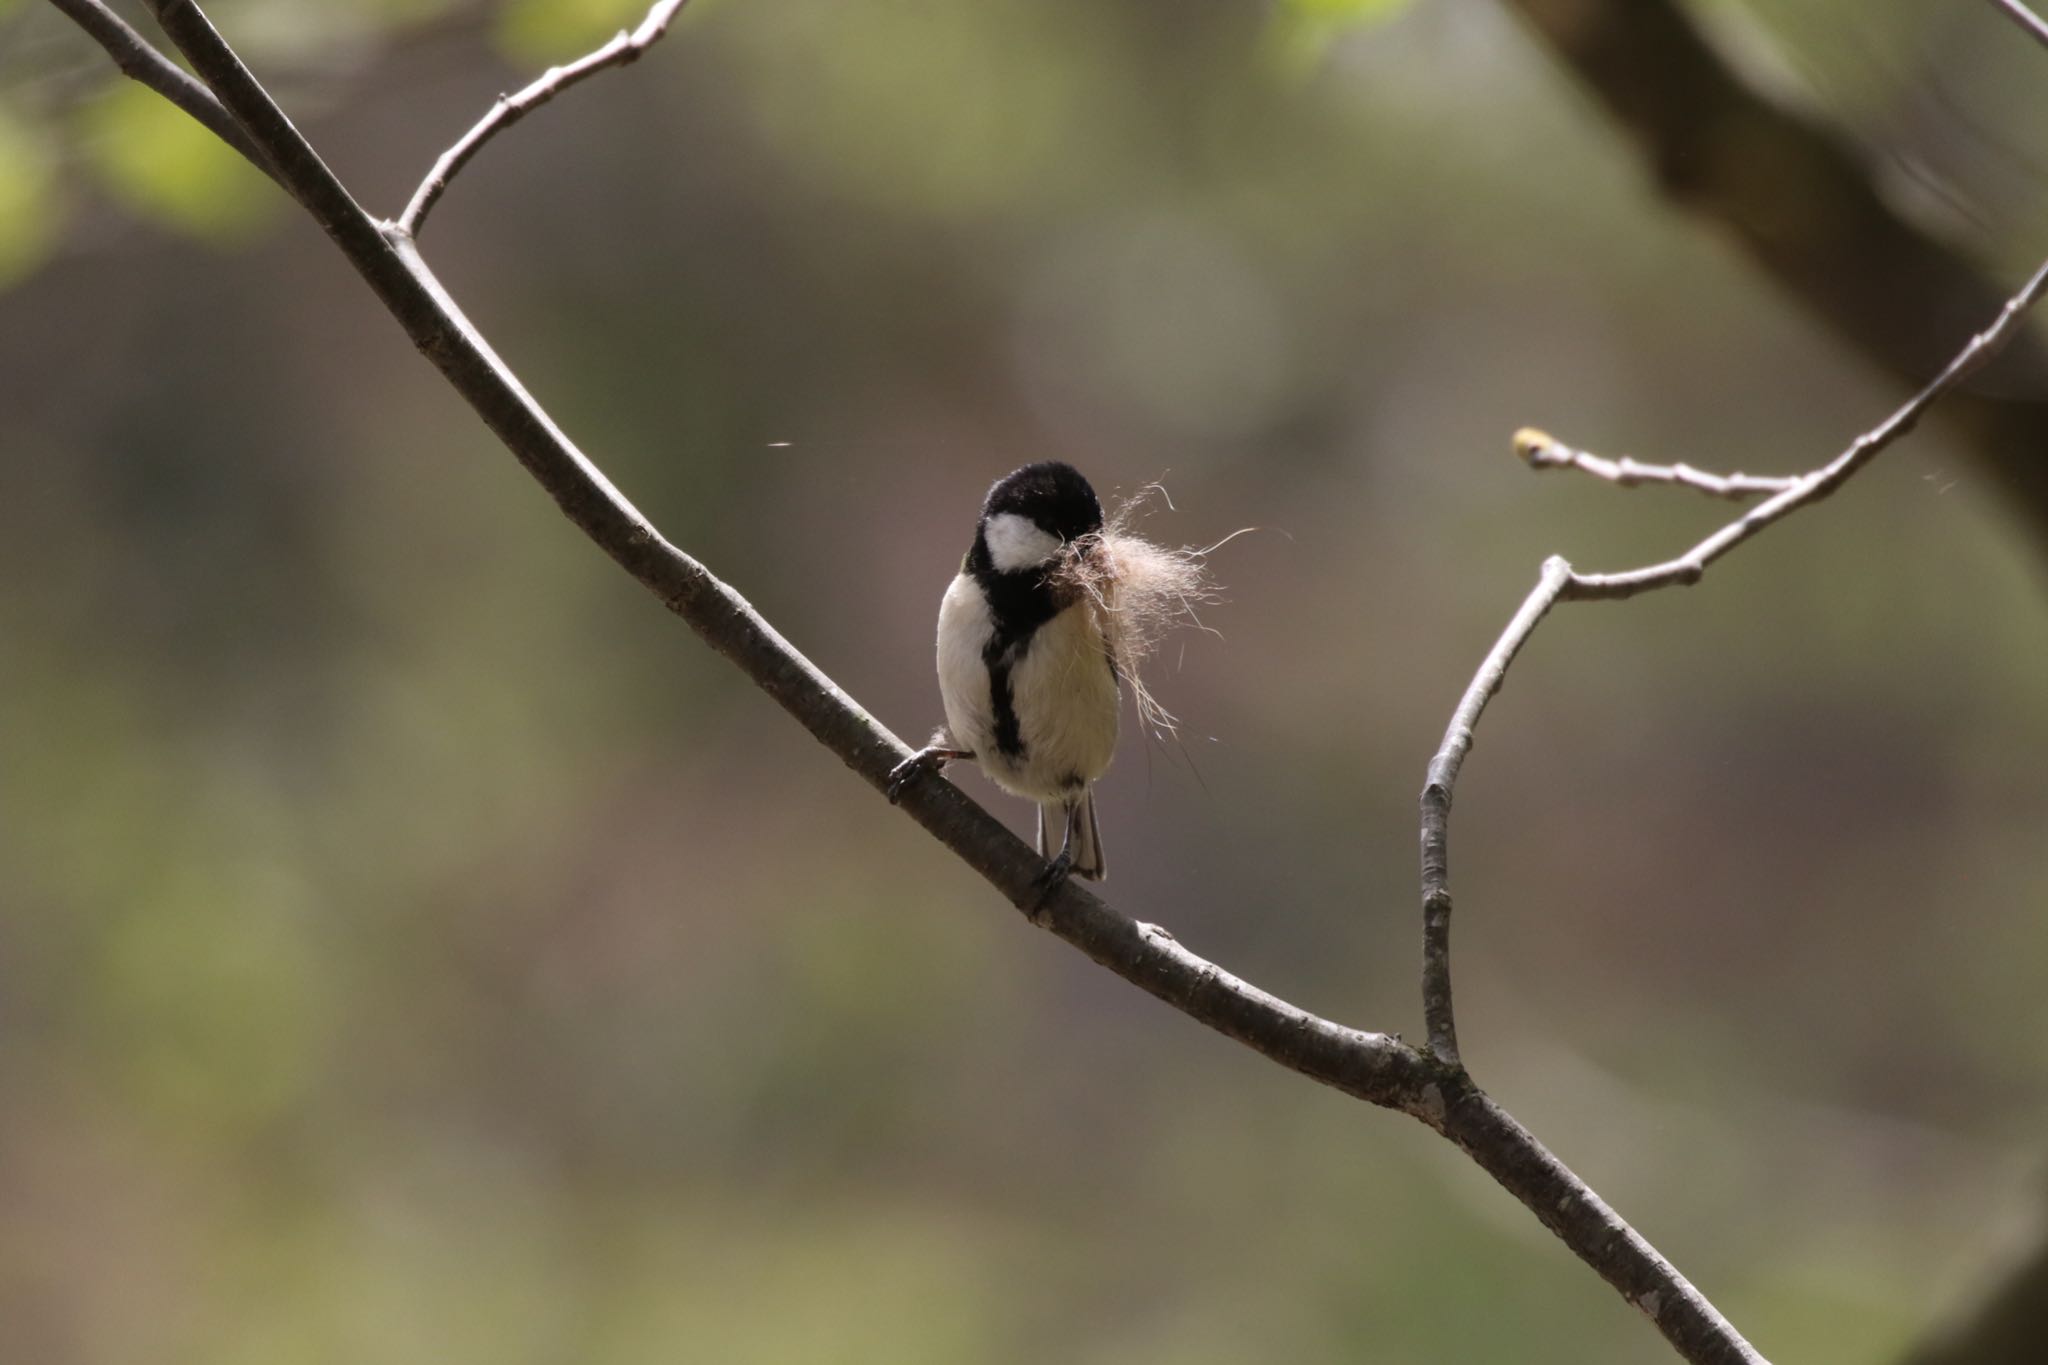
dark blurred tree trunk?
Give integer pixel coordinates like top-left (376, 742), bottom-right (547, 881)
top-left (1897, 1202), bottom-right (2048, 1365)
top-left (1501, 0), bottom-right (2048, 552)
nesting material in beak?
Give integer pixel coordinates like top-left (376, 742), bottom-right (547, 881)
top-left (1048, 484), bottom-right (1242, 740)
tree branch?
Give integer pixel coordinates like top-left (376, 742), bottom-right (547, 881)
top-left (43, 0), bottom-right (276, 181)
top-left (395, 0), bottom-right (691, 237)
top-left (50, 3), bottom-right (1775, 1361)
top-left (1514, 427), bottom-right (1799, 501)
top-left (1498, 0), bottom-right (2048, 547)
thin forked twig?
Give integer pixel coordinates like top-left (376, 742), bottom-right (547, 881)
top-left (1992, 0), bottom-right (2048, 53)
top-left (1514, 427), bottom-right (1798, 501)
top-left (394, 0), bottom-right (691, 237)
top-left (64, 4), bottom-right (1770, 1362)
top-left (1417, 248), bottom-right (2048, 1079)
top-left (1419, 555), bottom-right (1572, 1066)
top-left (1570, 249), bottom-right (2048, 601)
top-left (43, 0), bottom-right (276, 181)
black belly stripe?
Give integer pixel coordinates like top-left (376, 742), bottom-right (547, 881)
top-left (987, 645), bottom-right (1025, 759)
top-left (965, 531), bottom-right (1075, 765)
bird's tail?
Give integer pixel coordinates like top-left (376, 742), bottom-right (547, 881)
top-left (1037, 791), bottom-right (1106, 881)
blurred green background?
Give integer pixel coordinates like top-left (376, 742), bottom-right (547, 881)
top-left (4, 0), bottom-right (2048, 1361)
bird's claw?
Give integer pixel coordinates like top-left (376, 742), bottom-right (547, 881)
top-left (1029, 850), bottom-right (1074, 915)
top-left (887, 747), bottom-right (944, 805)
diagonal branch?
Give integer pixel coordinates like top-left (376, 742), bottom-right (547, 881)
top-left (395, 0), bottom-right (690, 237)
top-left (1514, 427), bottom-right (1799, 501)
top-left (47, 4), bottom-right (1774, 1362)
top-left (44, 0), bottom-right (276, 181)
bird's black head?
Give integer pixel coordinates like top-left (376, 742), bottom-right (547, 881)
top-left (964, 462), bottom-right (1104, 631)
top-left (973, 461), bottom-right (1104, 577)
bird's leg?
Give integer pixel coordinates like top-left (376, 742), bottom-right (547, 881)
top-left (1029, 801), bottom-right (1084, 911)
top-left (886, 740), bottom-right (973, 804)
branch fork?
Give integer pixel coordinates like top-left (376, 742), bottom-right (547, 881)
top-left (395, 0), bottom-right (691, 237)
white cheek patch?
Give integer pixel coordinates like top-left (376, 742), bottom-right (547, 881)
top-left (984, 512), bottom-right (1063, 573)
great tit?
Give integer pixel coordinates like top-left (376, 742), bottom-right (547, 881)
top-left (889, 461), bottom-right (1119, 886)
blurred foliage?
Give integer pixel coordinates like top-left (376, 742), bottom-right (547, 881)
top-left (495, 0), bottom-right (672, 59)
top-left (730, 0), bottom-right (1131, 220)
top-left (3, 1), bottom-right (2048, 1363)
top-left (0, 104), bottom-right (55, 288)
top-left (81, 81), bottom-right (276, 241)
top-left (1267, 0), bottom-right (1415, 70)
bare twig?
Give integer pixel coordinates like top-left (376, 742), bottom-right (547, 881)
top-left (43, 0), bottom-right (275, 180)
top-left (1418, 239), bottom-right (2048, 1231)
top-left (1564, 251), bottom-right (2048, 602)
top-left (1991, 0), bottom-right (2048, 55)
top-left (1419, 555), bottom-right (1572, 1066)
top-left (57, 3), bottom-right (1778, 1361)
top-left (394, 0), bottom-right (690, 237)
top-left (1514, 427), bottom-right (1798, 501)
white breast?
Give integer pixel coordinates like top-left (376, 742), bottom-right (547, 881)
top-left (934, 572), bottom-right (1120, 802)
top-left (936, 572), bottom-right (997, 760)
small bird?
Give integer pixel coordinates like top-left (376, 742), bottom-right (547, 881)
top-left (889, 461), bottom-right (1120, 887)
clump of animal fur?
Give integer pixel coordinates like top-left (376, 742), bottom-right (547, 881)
top-left (1048, 484), bottom-right (1237, 740)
